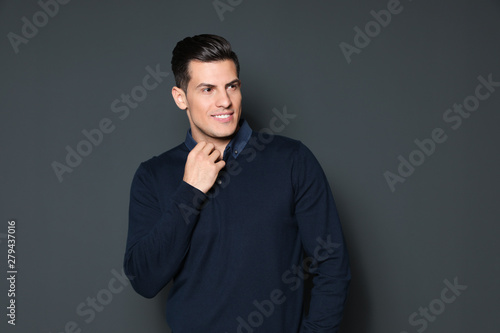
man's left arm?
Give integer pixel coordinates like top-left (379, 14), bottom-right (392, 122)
top-left (292, 142), bottom-right (351, 332)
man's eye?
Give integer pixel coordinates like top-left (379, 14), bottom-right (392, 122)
top-left (203, 88), bottom-right (212, 93)
top-left (228, 84), bottom-right (239, 90)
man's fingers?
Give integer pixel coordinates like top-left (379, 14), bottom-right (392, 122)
top-left (208, 149), bottom-right (222, 162)
top-left (192, 141), bottom-right (207, 152)
top-left (201, 142), bottom-right (216, 155)
top-left (183, 141), bottom-right (226, 193)
top-left (194, 142), bottom-right (222, 162)
top-left (215, 159), bottom-right (226, 170)
top-left (189, 141), bottom-right (223, 163)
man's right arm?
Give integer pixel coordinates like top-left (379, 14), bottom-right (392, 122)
top-left (123, 142), bottom-right (224, 298)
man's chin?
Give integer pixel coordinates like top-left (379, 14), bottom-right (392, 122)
top-left (216, 119), bottom-right (239, 133)
top-left (215, 130), bottom-right (237, 141)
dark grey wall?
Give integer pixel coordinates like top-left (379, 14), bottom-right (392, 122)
top-left (1, 0), bottom-right (499, 332)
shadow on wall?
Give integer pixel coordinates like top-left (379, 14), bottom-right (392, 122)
top-left (339, 258), bottom-right (370, 332)
top-left (339, 214), bottom-right (370, 333)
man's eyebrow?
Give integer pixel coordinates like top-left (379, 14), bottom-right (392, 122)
top-left (226, 79), bottom-right (241, 87)
top-left (195, 83), bottom-right (216, 89)
top-left (195, 79), bottom-right (240, 90)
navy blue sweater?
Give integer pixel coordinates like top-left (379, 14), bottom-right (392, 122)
top-left (124, 120), bottom-right (350, 332)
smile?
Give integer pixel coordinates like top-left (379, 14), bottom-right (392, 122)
top-left (211, 111), bottom-right (234, 122)
top-left (213, 114), bottom-right (231, 119)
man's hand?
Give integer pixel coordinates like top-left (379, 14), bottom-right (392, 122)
top-left (183, 142), bottom-right (226, 193)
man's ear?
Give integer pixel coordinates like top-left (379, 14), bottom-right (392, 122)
top-left (171, 86), bottom-right (188, 110)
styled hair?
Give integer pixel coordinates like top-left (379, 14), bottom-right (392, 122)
top-left (171, 34), bottom-right (240, 92)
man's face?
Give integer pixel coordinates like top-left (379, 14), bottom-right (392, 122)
top-left (174, 59), bottom-right (242, 144)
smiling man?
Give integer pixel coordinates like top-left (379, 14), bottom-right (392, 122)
top-left (124, 34), bottom-right (351, 332)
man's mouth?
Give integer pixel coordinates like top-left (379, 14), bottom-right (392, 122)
top-left (212, 114), bottom-right (232, 119)
top-left (211, 111), bottom-right (234, 121)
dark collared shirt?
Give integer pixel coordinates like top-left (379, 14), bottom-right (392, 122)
top-left (184, 119), bottom-right (253, 161)
top-left (124, 119), bottom-right (350, 332)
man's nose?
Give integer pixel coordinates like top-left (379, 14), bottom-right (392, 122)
top-left (216, 90), bottom-right (232, 109)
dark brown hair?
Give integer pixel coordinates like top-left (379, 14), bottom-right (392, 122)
top-left (171, 34), bottom-right (240, 92)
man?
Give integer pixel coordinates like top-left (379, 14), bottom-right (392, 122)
top-left (124, 34), bottom-right (350, 332)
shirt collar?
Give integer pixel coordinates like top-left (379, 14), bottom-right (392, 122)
top-left (184, 119), bottom-right (252, 160)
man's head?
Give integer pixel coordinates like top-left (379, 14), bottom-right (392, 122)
top-left (171, 34), bottom-right (240, 93)
top-left (171, 34), bottom-right (242, 145)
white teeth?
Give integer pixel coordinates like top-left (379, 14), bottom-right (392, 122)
top-left (213, 114), bottom-right (230, 119)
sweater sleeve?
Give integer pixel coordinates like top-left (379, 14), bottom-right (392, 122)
top-left (292, 143), bottom-right (351, 333)
top-left (123, 162), bottom-right (207, 298)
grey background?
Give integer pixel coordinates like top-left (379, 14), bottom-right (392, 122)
top-left (1, 0), bottom-right (499, 332)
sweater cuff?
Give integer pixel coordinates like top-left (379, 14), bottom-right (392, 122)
top-left (173, 181), bottom-right (208, 211)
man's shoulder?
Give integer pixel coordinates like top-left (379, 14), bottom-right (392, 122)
top-left (248, 131), bottom-right (306, 154)
top-left (246, 132), bottom-right (321, 169)
top-left (138, 142), bottom-right (188, 172)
